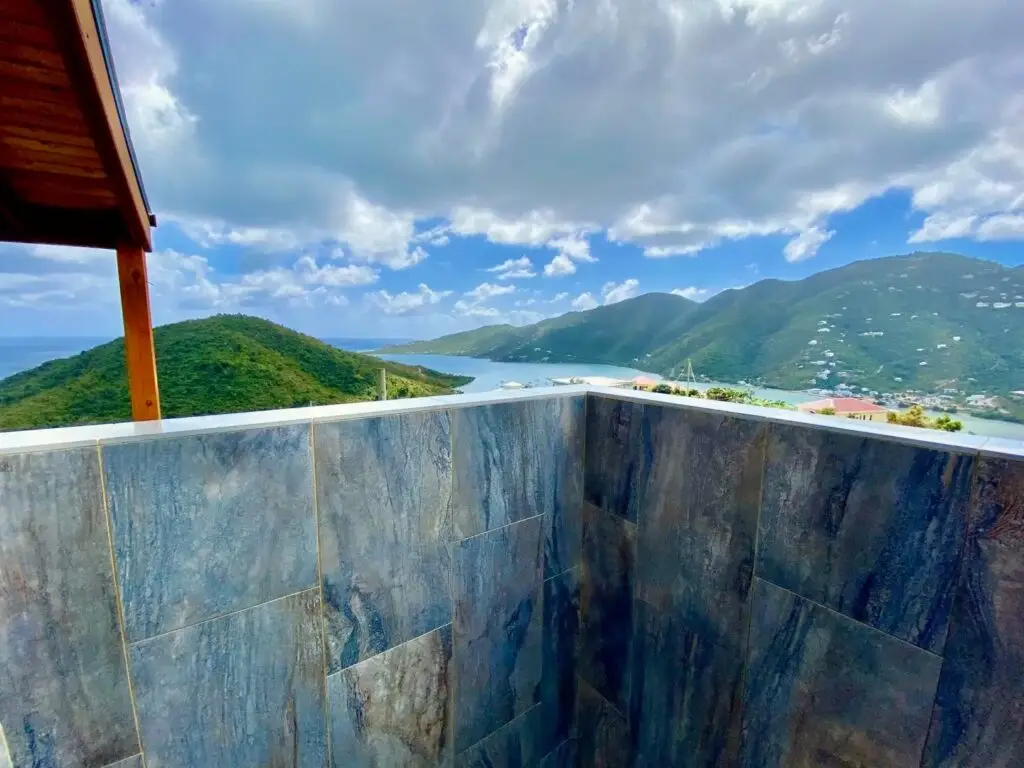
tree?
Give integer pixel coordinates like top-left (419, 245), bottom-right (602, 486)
top-left (652, 383), bottom-right (674, 394)
top-left (888, 405), bottom-right (962, 432)
top-left (705, 387), bottom-right (748, 403)
top-left (888, 405), bottom-right (928, 428)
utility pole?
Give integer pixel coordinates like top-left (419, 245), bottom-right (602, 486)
top-left (378, 368), bottom-right (387, 401)
top-left (685, 358), bottom-right (695, 388)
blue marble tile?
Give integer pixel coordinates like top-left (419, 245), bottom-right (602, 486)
top-left (315, 411), bottom-right (452, 672)
top-left (0, 448), bottom-right (139, 768)
top-left (541, 568), bottom-right (580, 748)
top-left (129, 588), bottom-right (327, 768)
top-left (103, 425), bottom-right (318, 641)
top-left (455, 705), bottom-right (547, 768)
top-left (922, 457), bottom-right (1024, 767)
top-left (584, 396), bottom-right (643, 522)
top-left (329, 624), bottom-right (452, 767)
top-left (579, 502), bottom-right (636, 714)
top-left (454, 516), bottom-right (544, 752)
top-left (544, 397), bottom-right (584, 579)
top-left (742, 578), bottom-right (942, 768)
top-left (538, 739), bottom-right (577, 768)
top-left (630, 599), bottom-right (745, 768)
top-left (757, 424), bottom-right (973, 652)
top-left (577, 680), bottom-right (633, 768)
top-left (453, 398), bottom-right (583, 574)
top-left (637, 406), bottom-right (764, 649)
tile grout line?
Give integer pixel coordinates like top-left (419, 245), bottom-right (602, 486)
top-left (328, 621), bottom-right (456, 679)
top-left (95, 443), bottom-right (149, 768)
top-left (308, 423), bottom-right (333, 767)
top-left (455, 700), bottom-right (543, 757)
top-left (453, 509), bottom-right (548, 546)
top-left (447, 406), bottom-right (459, 752)
top-left (127, 585), bottom-right (322, 649)
top-left (758, 576), bottom-right (946, 661)
top-left (579, 393), bottom-right (588, 575)
top-left (0, 720), bottom-right (12, 767)
top-left (915, 447), bottom-right (986, 768)
top-left (736, 423), bottom-right (771, 755)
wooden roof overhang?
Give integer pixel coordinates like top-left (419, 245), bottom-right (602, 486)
top-left (2, 0), bottom-right (162, 420)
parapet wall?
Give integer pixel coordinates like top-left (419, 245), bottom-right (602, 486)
top-left (1, 386), bottom-right (1022, 767)
top-left (578, 391), bottom-right (1024, 768)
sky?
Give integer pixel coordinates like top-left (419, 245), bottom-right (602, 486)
top-left (2, 0), bottom-right (1023, 340)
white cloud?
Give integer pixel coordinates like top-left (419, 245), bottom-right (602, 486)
top-left (93, 0), bottom-right (1024, 271)
top-left (542, 235), bottom-right (595, 276)
top-left (487, 256), bottom-right (536, 279)
top-left (543, 253), bottom-right (576, 277)
top-left (465, 282), bottom-right (516, 302)
top-left (671, 286), bottom-right (712, 301)
top-left (571, 292), bottom-right (599, 311)
top-left (368, 284), bottom-right (453, 315)
top-left (550, 291), bottom-right (569, 302)
top-left (783, 226), bottom-right (836, 262)
top-left (977, 214), bottom-right (1024, 240)
top-left (601, 278), bottom-right (640, 305)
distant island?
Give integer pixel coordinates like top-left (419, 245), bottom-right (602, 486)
top-left (383, 252), bottom-right (1024, 420)
top-left (0, 315), bottom-right (472, 431)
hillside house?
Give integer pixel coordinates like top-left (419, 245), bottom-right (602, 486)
top-left (798, 397), bottom-right (890, 422)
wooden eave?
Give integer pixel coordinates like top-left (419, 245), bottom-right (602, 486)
top-left (0, 0), bottom-right (154, 251)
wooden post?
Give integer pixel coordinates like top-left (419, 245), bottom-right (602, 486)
top-left (378, 368), bottom-right (387, 401)
top-left (116, 245), bottom-right (161, 421)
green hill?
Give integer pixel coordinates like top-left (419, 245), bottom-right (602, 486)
top-left (385, 252), bottom-right (1024, 395)
top-left (0, 315), bottom-right (472, 431)
top-left (381, 292), bottom-right (699, 364)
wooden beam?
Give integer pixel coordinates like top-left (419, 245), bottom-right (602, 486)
top-left (41, 0), bottom-right (151, 250)
top-left (0, 201), bottom-right (128, 247)
top-left (0, 176), bottom-right (25, 234)
top-left (116, 245), bottom-right (161, 421)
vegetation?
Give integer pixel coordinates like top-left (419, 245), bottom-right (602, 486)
top-left (887, 405), bottom-right (963, 432)
top-left (639, 383), bottom-right (795, 411)
top-left (0, 315), bottom-right (472, 431)
top-left (387, 252), bottom-right (1024, 396)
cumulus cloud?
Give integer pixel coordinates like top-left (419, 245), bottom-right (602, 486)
top-left (671, 286), bottom-right (713, 302)
top-left (98, 0), bottom-right (1024, 268)
top-left (783, 226), bottom-right (836, 262)
top-left (465, 282), bottom-right (516, 302)
top-left (543, 235), bottom-right (595, 276)
top-left (368, 284), bottom-right (453, 315)
top-left (571, 292), bottom-right (599, 311)
top-left (602, 279), bottom-right (640, 305)
top-left (487, 256), bottom-right (536, 279)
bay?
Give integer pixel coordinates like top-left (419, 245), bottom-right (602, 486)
top-left (378, 353), bottom-right (1024, 441)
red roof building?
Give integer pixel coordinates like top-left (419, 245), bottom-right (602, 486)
top-left (798, 397), bottom-right (890, 422)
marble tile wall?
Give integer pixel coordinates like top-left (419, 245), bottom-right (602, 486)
top-left (0, 394), bottom-right (584, 768)
top-left (4, 389), bottom-right (1024, 767)
top-left (581, 393), bottom-right (1024, 768)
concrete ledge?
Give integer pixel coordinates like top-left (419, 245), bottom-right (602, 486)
top-left (1, 383), bottom-right (1020, 459)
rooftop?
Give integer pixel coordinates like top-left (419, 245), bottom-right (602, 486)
top-left (798, 396), bottom-right (890, 414)
top-left (0, 386), bottom-right (1022, 766)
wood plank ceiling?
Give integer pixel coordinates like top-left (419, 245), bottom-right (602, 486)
top-left (0, 0), bottom-right (152, 250)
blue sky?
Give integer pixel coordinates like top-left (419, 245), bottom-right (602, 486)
top-left (1, 0), bottom-right (1022, 339)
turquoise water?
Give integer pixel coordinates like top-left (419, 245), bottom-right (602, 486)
top-left (380, 353), bottom-right (1024, 440)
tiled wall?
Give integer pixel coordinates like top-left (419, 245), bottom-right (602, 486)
top-left (580, 393), bottom-right (1024, 768)
top-left (3, 389), bottom-right (1023, 767)
top-left (0, 394), bottom-right (583, 768)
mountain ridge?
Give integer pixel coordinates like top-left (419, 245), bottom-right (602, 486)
top-left (0, 315), bottom-right (472, 431)
top-left (383, 252), bottom-right (1024, 395)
